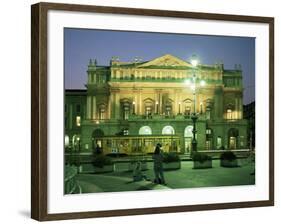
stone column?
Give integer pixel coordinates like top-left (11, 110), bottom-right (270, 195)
top-left (173, 90), bottom-right (177, 115)
top-left (159, 91), bottom-right (162, 115)
top-left (214, 87), bottom-right (223, 119)
top-left (110, 92), bottom-right (115, 119)
top-left (93, 72), bottom-right (96, 83)
top-left (138, 90), bottom-right (142, 115)
top-left (154, 91), bottom-right (158, 114)
top-left (107, 95), bottom-right (111, 119)
top-left (87, 72), bottom-right (91, 84)
top-left (86, 96), bottom-right (91, 119)
top-left (235, 97), bottom-right (239, 119)
top-left (115, 93), bottom-right (120, 119)
top-left (239, 96), bottom-right (243, 119)
top-left (92, 96), bottom-right (96, 119)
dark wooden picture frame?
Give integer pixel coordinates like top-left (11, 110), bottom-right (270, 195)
top-left (31, 2), bottom-right (274, 221)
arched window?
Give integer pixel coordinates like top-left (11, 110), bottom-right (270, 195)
top-left (183, 99), bottom-right (192, 117)
top-left (162, 126), bottom-right (175, 135)
top-left (72, 134), bottom-right (81, 151)
top-left (143, 98), bottom-right (154, 118)
top-left (184, 126), bottom-right (193, 137)
top-left (165, 99), bottom-right (173, 116)
top-left (227, 109), bottom-right (232, 119)
top-left (184, 125), bottom-right (193, 153)
top-left (225, 104), bottom-right (234, 120)
top-left (64, 135), bottom-right (69, 148)
top-left (139, 126), bottom-right (152, 135)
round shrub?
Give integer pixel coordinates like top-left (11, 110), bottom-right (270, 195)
top-left (220, 151), bottom-right (237, 161)
top-left (92, 155), bottom-right (113, 168)
top-left (162, 152), bottom-right (180, 163)
top-left (192, 152), bottom-right (212, 163)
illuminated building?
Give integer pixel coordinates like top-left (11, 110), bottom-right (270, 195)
top-left (65, 54), bottom-right (248, 154)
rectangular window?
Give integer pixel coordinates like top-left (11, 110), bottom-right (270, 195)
top-left (217, 137), bottom-right (222, 149)
top-left (206, 129), bottom-right (211, 134)
top-left (227, 109), bottom-right (232, 119)
top-left (76, 104), bottom-right (81, 113)
top-left (124, 108), bottom-right (129, 120)
top-left (240, 136), bottom-right (244, 147)
top-left (76, 116), bottom-right (81, 127)
top-left (206, 140), bottom-right (211, 150)
top-left (99, 109), bottom-right (105, 120)
top-left (64, 117), bottom-right (67, 128)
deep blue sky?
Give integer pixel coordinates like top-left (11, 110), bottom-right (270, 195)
top-left (64, 28), bottom-right (255, 104)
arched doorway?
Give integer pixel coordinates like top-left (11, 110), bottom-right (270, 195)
top-left (139, 126), bottom-right (152, 135)
top-left (92, 129), bottom-right (104, 150)
top-left (162, 125), bottom-right (176, 152)
top-left (228, 128), bottom-right (239, 149)
top-left (162, 125), bottom-right (175, 135)
top-left (72, 134), bottom-right (81, 152)
top-left (139, 126), bottom-right (153, 153)
top-left (184, 126), bottom-right (193, 153)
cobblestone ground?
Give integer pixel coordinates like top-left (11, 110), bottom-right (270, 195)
top-left (75, 159), bottom-right (255, 194)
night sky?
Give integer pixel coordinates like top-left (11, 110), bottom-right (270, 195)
top-left (64, 28), bottom-right (255, 104)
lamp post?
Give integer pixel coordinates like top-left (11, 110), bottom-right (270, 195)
top-left (132, 101), bottom-right (136, 114)
top-left (156, 101), bottom-right (159, 114)
top-left (186, 55), bottom-right (205, 154)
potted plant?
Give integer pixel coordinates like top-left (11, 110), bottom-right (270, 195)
top-left (192, 152), bottom-right (212, 169)
top-left (220, 151), bottom-right (238, 167)
top-left (162, 152), bottom-right (181, 170)
top-left (82, 155), bottom-right (114, 173)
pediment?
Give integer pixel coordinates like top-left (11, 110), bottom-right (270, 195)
top-left (137, 54), bottom-right (192, 68)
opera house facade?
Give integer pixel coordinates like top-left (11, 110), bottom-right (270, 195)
top-left (65, 54), bottom-right (248, 155)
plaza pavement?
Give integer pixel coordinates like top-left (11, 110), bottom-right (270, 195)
top-left (75, 158), bottom-right (255, 194)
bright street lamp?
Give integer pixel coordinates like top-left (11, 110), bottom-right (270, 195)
top-left (186, 54), bottom-right (205, 154)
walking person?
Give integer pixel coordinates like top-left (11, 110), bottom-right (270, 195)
top-left (152, 143), bottom-right (166, 185)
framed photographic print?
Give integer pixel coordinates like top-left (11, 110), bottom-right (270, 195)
top-left (31, 2), bottom-right (274, 221)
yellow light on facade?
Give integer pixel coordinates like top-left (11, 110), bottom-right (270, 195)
top-left (200, 80), bottom-right (206, 86)
top-left (133, 101), bottom-right (135, 105)
top-left (191, 84), bottom-right (196, 91)
top-left (190, 54), bottom-right (199, 67)
top-left (184, 79), bottom-right (191, 85)
top-left (156, 101), bottom-right (159, 105)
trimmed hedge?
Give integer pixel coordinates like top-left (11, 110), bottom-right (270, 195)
top-left (92, 155), bottom-right (113, 168)
top-left (162, 152), bottom-right (180, 163)
top-left (192, 152), bottom-right (212, 163)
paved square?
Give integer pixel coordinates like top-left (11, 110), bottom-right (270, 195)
top-left (75, 159), bottom-right (255, 193)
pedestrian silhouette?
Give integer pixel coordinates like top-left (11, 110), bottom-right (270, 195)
top-left (152, 143), bottom-right (166, 185)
